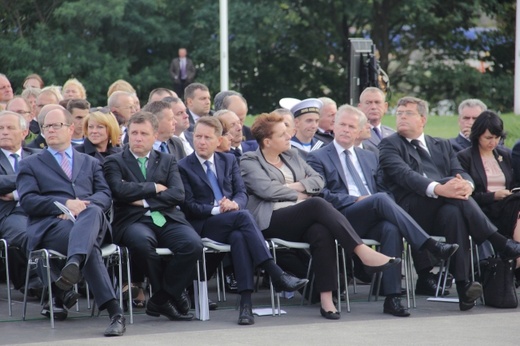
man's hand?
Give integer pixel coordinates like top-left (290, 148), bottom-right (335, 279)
top-left (0, 193), bottom-right (14, 201)
top-left (355, 195), bottom-right (369, 202)
top-left (65, 199), bottom-right (90, 216)
top-left (286, 182), bottom-right (306, 192)
top-left (297, 192), bottom-right (310, 201)
top-left (156, 184), bottom-right (168, 194)
top-left (434, 175), bottom-right (472, 200)
top-left (219, 197), bottom-right (239, 213)
top-left (130, 200), bottom-right (144, 206)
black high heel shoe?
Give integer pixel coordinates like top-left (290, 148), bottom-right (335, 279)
top-left (320, 307), bottom-right (340, 320)
top-left (364, 258), bottom-right (401, 275)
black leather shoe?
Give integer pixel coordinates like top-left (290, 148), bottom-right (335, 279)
top-left (225, 272), bottom-right (238, 293)
top-left (172, 291), bottom-right (191, 315)
top-left (56, 262), bottom-right (81, 291)
top-left (238, 304), bottom-right (255, 325)
top-left (415, 273), bottom-right (450, 296)
top-left (364, 258), bottom-right (401, 275)
top-left (320, 307), bottom-right (340, 320)
top-left (430, 242), bottom-right (459, 261)
top-left (272, 272), bottom-right (309, 293)
top-left (457, 281), bottom-right (482, 311)
top-left (104, 314), bottom-right (126, 337)
top-left (41, 299), bottom-right (68, 321)
top-left (146, 299), bottom-right (194, 321)
top-left (208, 299), bottom-right (218, 311)
top-left (57, 289), bottom-right (81, 309)
top-left (383, 296), bottom-right (410, 317)
top-left (500, 239), bottom-right (520, 260)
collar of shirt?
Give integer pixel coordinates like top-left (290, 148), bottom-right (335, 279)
top-left (332, 139), bottom-right (355, 158)
top-left (195, 153), bottom-right (215, 173)
top-left (405, 133), bottom-right (430, 153)
top-left (129, 149), bottom-right (151, 161)
top-left (190, 110), bottom-right (201, 122)
top-left (153, 140), bottom-right (165, 151)
top-left (459, 132), bottom-right (470, 142)
top-left (1, 147), bottom-right (22, 169)
top-left (47, 145), bottom-right (73, 159)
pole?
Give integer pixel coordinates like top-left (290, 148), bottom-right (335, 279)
top-left (514, 0), bottom-right (520, 114)
top-left (219, 0), bottom-right (229, 92)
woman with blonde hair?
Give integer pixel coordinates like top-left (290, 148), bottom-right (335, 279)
top-left (62, 78), bottom-right (87, 100)
top-left (75, 111), bottom-right (122, 162)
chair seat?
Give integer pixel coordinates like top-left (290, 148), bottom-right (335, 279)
top-left (156, 248), bottom-right (174, 256)
top-left (201, 238), bottom-right (231, 252)
top-left (269, 238), bottom-right (310, 250)
top-left (362, 239), bottom-right (381, 247)
top-left (100, 244), bottom-right (118, 257)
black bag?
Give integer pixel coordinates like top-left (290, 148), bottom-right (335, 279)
top-left (480, 257), bottom-right (518, 308)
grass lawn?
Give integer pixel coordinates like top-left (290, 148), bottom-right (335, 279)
top-left (245, 113), bottom-right (520, 148)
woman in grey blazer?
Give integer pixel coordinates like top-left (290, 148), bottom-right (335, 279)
top-left (240, 112), bottom-right (400, 320)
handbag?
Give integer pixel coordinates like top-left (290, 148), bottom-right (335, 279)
top-left (479, 257), bottom-right (518, 308)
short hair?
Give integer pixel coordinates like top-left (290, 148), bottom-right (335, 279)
top-left (107, 79), bottom-right (136, 98)
top-left (21, 87), bottom-right (41, 100)
top-left (318, 97), bottom-right (337, 107)
top-left (251, 112), bottom-right (284, 148)
top-left (213, 90), bottom-right (240, 111)
top-left (219, 117), bottom-right (230, 137)
top-left (0, 110), bottom-right (27, 130)
top-left (469, 110), bottom-right (505, 146)
top-left (458, 99), bottom-right (487, 116)
top-left (397, 96), bottom-right (429, 118)
top-left (107, 91), bottom-right (133, 108)
top-left (38, 104), bottom-right (67, 125)
top-left (6, 96), bottom-right (32, 113)
top-left (23, 73), bottom-right (44, 89)
top-left (336, 104), bottom-right (367, 129)
top-left (213, 109), bottom-right (236, 119)
top-left (127, 111), bottom-right (159, 132)
top-left (161, 96), bottom-right (182, 106)
top-left (148, 88), bottom-right (176, 103)
top-left (84, 111), bottom-right (121, 145)
top-left (41, 86), bottom-right (64, 101)
top-left (62, 78), bottom-right (87, 99)
top-left (184, 83), bottom-right (209, 102)
top-left (194, 116), bottom-right (223, 136)
top-left (359, 87), bottom-right (386, 101)
top-left (65, 99), bottom-right (91, 113)
top-left (142, 100), bottom-right (171, 119)
top-left (41, 106), bottom-right (73, 125)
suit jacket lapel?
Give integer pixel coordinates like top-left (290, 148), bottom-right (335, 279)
top-left (39, 150), bottom-right (69, 179)
top-left (470, 147), bottom-right (488, 187)
top-left (189, 153), bottom-right (212, 190)
top-left (214, 154), bottom-right (227, 192)
top-left (123, 148), bottom-right (146, 182)
top-left (402, 136), bottom-right (422, 168)
top-left (354, 147), bottom-right (376, 193)
top-left (71, 149), bottom-right (85, 181)
top-left (425, 136), bottom-right (445, 175)
top-left (0, 151), bottom-right (14, 174)
top-left (147, 150), bottom-right (160, 180)
top-left (327, 146), bottom-right (349, 190)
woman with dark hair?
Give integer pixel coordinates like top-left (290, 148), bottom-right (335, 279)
top-left (75, 111), bottom-right (122, 163)
top-left (240, 112), bottom-right (400, 320)
top-left (457, 111), bottom-right (520, 266)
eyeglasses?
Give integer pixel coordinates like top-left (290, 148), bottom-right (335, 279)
top-left (396, 111), bottom-right (421, 117)
top-left (14, 110), bottom-right (32, 116)
top-left (41, 123), bottom-right (71, 131)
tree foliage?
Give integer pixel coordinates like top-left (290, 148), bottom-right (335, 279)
top-left (0, 0), bottom-right (515, 112)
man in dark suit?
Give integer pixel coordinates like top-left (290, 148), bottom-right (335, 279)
top-left (220, 93), bottom-right (254, 141)
top-left (214, 110), bottom-right (258, 158)
top-left (378, 96), bottom-right (520, 311)
top-left (103, 111), bottom-right (203, 322)
top-left (358, 87), bottom-right (395, 148)
top-left (449, 99), bottom-right (487, 152)
top-left (0, 111), bottom-right (41, 292)
top-left (169, 48), bottom-right (196, 100)
top-left (307, 105), bottom-right (458, 316)
top-left (184, 83), bottom-right (211, 132)
top-left (313, 97), bottom-right (336, 145)
top-left (142, 101), bottom-right (186, 160)
top-left (17, 107), bottom-right (125, 336)
top-left (178, 117), bottom-right (307, 325)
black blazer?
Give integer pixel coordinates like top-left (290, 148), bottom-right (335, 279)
top-left (449, 134), bottom-right (471, 153)
top-left (457, 146), bottom-right (514, 207)
top-left (75, 138), bottom-right (122, 163)
top-left (26, 134), bottom-right (47, 149)
top-left (378, 133), bottom-right (472, 206)
top-left (103, 147), bottom-right (190, 243)
top-left (165, 137), bottom-right (187, 161)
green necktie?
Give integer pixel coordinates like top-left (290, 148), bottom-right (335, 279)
top-left (137, 157), bottom-right (167, 227)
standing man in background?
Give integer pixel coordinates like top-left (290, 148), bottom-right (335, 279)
top-left (170, 48), bottom-right (196, 100)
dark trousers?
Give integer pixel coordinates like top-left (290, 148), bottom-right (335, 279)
top-left (201, 210), bottom-right (272, 292)
top-left (401, 194), bottom-right (496, 281)
top-left (341, 193), bottom-right (430, 295)
top-left (263, 197), bottom-right (362, 293)
top-left (39, 205), bottom-right (115, 307)
top-left (120, 215), bottom-right (203, 299)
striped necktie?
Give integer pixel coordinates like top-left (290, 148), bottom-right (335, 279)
top-left (59, 152), bottom-right (72, 179)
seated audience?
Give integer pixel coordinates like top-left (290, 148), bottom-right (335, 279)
top-left (449, 99), bottom-right (487, 152)
top-left (215, 109), bottom-right (257, 158)
top-left (23, 73), bottom-right (45, 90)
top-left (240, 112), bottom-right (401, 320)
top-left (21, 87), bottom-right (41, 136)
top-left (178, 116), bottom-right (307, 325)
top-left (62, 78), bottom-right (87, 100)
top-left (148, 88), bottom-right (178, 104)
top-left (314, 97), bottom-right (336, 144)
top-left (65, 99), bottom-right (90, 146)
top-left (287, 98), bottom-right (325, 158)
top-left (358, 87), bottom-right (395, 147)
top-left (75, 111), bottom-right (121, 162)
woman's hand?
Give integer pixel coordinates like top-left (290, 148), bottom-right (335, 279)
top-left (494, 189), bottom-right (512, 201)
top-left (286, 182), bottom-right (305, 192)
top-left (297, 192), bottom-right (310, 201)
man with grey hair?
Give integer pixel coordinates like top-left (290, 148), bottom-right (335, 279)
top-left (6, 96), bottom-right (37, 144)
top-left (0, 74), bottom-right (14, 108)
top-left (449, 99), bottom-right (487, 152)
top-left (379, 96), bottom-right (520, 311)
top-left (314, 97), bottom-right (336, 144)
top-left (221, 93), bottom-right (254, 141)
top-left (358, 87), bottom-right (395, 148)
top-left (307, 104), bottom-right (458, 316)
top-left (215, 109), bottom-right (257, 157)
top-left (0, 110), bottom-right (41, 293)
top-left (108, 91), bottom-right (138, 143)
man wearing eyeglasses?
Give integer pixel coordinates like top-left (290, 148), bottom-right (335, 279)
top-left (0, 74), bottom-right (14, 109)
top-left (17, 106), bottom-right (126, 336)
top-left (378, 96), bottom-right (520, 312)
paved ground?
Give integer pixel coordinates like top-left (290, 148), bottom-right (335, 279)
top-left (2, 279), bottom-right (520, 346)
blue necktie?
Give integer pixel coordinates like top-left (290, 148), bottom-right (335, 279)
top-left (372, 127), bottom-right (382, 140)
top-left (10, 153), bottom-right (19, 173)
top-left (160, 142), bottom-right (169, 153)
top-left (344, 150), bottom-right (370, 196)
top-left (204, 160), bottom-right (223, 203)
